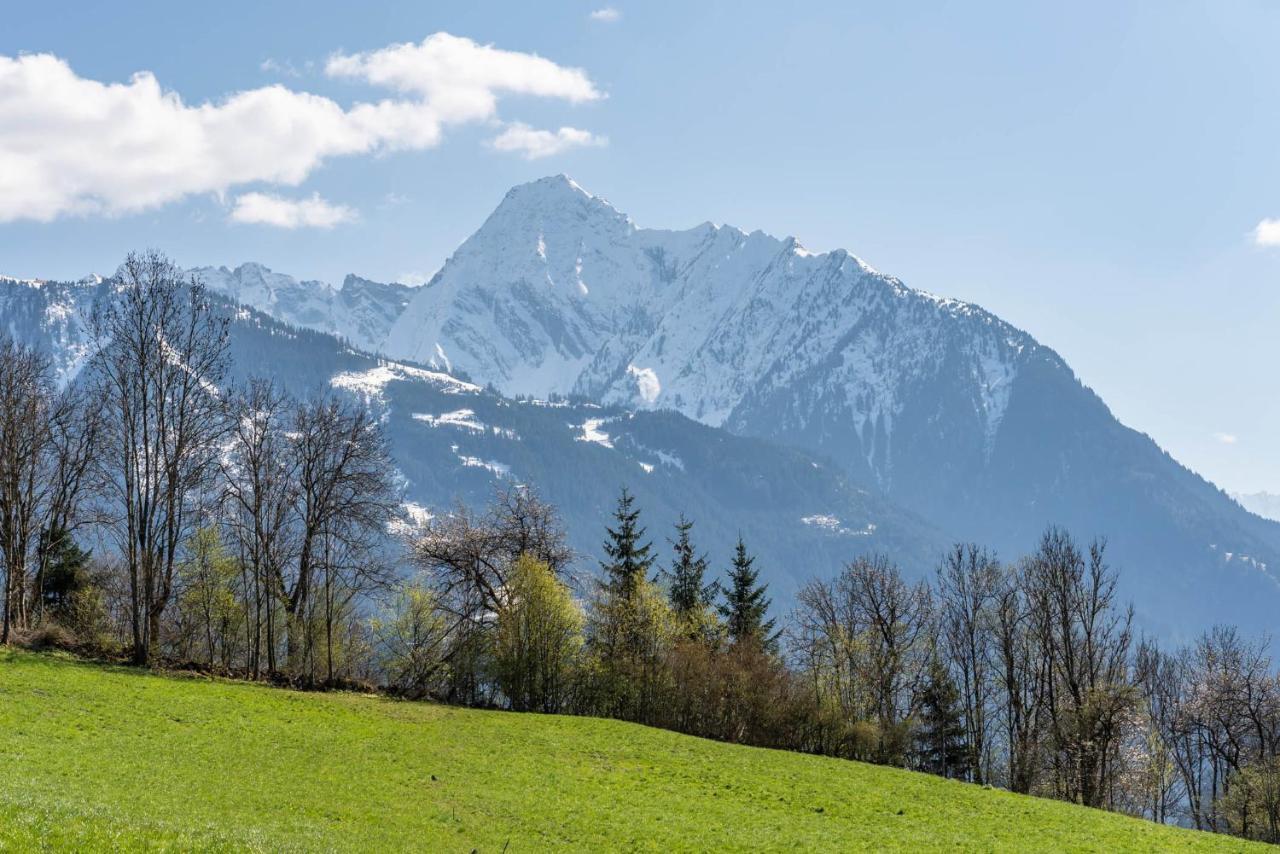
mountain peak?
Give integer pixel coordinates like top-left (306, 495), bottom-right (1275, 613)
top-left (521, 173), bottom-right (590, 196)
top-left (494, 174), bottom-right (627, 222)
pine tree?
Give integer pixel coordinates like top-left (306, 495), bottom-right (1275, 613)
top-left (915, 656), bottom-right (970, 779)
top-left (599, 487), bottom-right (653, 601)
top-left (718, 536), bottom-right (776, 650)
top-left (665, 515), bottom-right (715, 617)
top-left (38, 524), bottom-right (92, 620)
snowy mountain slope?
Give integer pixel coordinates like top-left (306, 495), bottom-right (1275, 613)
top-left (193, 263), bottom-right (414, 354)
top-left (0, 274), bottom-right (102, 382)
top-left (0, 276), bottom-right (947, 603)
top-left (223, 305), bottom-right (952, 602)
top-left (362, 177), bottom-right (1280, 638)
top-left (380, 175), bottom-right (1030, 485)
top-left (189, 178), bottom-right (1033, 496)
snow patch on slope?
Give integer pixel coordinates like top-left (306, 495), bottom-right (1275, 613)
top-left (414, 409), bottom-right (486, 432)
top-left (577, 417), bottom-right (614, 448)
top-left (331, 361), bottom-right (480, 402)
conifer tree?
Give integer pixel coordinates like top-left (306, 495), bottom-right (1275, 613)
top-left (665, 515), bottom-right (715, 618)
top-left (599, 487), bottom-right (653, 601)
top-left (718, 536), bottom-right (776, 649)
top-left (915, 655), bottom-right (970, 779)
top-left (38, 523), bottom-right (92, 621)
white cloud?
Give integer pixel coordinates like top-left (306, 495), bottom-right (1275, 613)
top-left (259, 58), bottom-right (302, 78)
top-left (1214, 432), bottom-right (1239, 445)
top-left (325, 32), bottom-right (603, 123)
top-left (0, 34), bottom-right (603, 223)
top-left (590, 8), bottom-right (622, 22)
top-left (229, 192), bottom-right (357, 229)
top-left (1254, 218), bottom-right (1280, 247)
top-left (489, 122), bottom-right (607, 160)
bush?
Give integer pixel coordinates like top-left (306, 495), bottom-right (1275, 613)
top-left (371, 578), bottom-right (449, 699)
top-left (16, 622), bottom-right (80, 652)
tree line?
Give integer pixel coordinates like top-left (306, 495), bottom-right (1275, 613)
top-left (2, 252), bottom-right (1279, 843)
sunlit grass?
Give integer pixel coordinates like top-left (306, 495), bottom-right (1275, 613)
top-left (0, 650), bottom-right (1258, 851)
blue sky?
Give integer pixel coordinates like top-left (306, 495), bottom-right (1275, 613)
top-left (1, 1), bottom-right (1277, 494)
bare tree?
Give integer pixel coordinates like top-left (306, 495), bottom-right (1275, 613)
top-left (221, 379), bottom-right (297, 676)
top-left (408, 485), bottom-right (571, 703)
top-left (89, 250), bottom-right (229, 664)
top-left (411, 485), bottom-right (571, 620)
top-left (29, 380), bottom-right (100, 625)
top-left (0, 340), bottom-right (54, 641)
top-left (281, 394), bottom-right (396, 677)
top-left (1023, 528), bottom-right (1135, 808)
top-left (1134, 638), bottom-right (1194, 824)
top-left (843, 554), bottom-right (933, 764)
top-left (0, 338), bottom-right (98, 642)
top-left (936, 543), bottom-right (1001, 783)
top-left (793, 555), bottom-right (931, 764)
top-left (992, 560), bottom-right (1048, 794)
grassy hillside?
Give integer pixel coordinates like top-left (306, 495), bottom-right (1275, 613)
top-left (0, 651), bottom-right (1258, 851)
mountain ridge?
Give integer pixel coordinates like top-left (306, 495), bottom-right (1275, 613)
top-left (6, 176), bottom-right (1279, 638)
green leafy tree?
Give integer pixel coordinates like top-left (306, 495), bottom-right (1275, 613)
top-left (600, 487), bottom-right (653, 601)
top-left (371, 578), bottom-right (450, 699)
top-left (492, 555), bottom-right (584, 713)
top-left (178, 527), bottom-right (243, 667)
top-left (587, 577), bottom-right (677, 723)
top-left (719, 536), bottom-right (777, 651)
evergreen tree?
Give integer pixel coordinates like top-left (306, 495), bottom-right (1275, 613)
top-left (718, 536), bottom-right (776, 650)
top-left (915, 656), bottom-right (970, 779)
top-left (665, 515), bottom-right (715, 618)
top-left (38, 524), bottom-right (92, 620)
top-left (599, 487), bottom-right (653, 601)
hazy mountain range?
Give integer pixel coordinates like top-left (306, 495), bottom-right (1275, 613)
top-left (1235, 492), bottom-right (1280, 523)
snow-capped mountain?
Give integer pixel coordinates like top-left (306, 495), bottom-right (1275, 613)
top-left (193, 263), bottom-right (415, 354)
top-left (6, 177), bottom-right (1280, 639)
top-left (381, 175), bottom-right (1027, 489)
top-left (372, 176), bottom-right (1280, 638)
top-left (188, 178), bottom-right (1031, 498)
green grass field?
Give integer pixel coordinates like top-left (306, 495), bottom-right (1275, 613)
top-left (0, 650), bottom-right (1260, 851)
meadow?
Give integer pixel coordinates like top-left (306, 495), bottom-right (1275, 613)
top-left (0, 650), bottom-right (1263, 851)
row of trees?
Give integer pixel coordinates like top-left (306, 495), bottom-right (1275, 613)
top-left (393, 488), bottom-right (1280, 843)
top-left (0, 251), bottom-right (398, 681)
top-left (4, 250), bottom-right (1280, 842)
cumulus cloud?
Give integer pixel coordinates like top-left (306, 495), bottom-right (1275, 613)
top-left (489, 122), bottom-right (607, 160)
top-left (590, 8), bottom-right (622, 22)
top-left (0, 34), bottom-right (603, 223)
top-left (1214, 432), bottom-right (1239, 445)
top-left (229, 192), bottom-right (356, 228)
top-left (1254, 218), bottom-right (1280, 247)
top-left (325, 32), bottom-right (602, 125)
